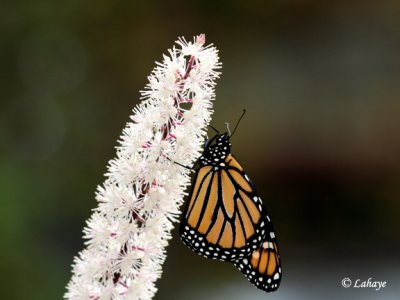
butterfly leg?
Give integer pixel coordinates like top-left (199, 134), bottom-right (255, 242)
top-left (166, 156), bottom-right (200, 171)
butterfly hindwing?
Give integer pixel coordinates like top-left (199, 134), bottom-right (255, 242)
top-left (234, 223), bottom-right (282, 292)
top-left (179, 134), bottom-right (268, 262)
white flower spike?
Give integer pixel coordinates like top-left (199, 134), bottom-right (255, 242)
top-left (65, 34), bottom-right (221, 300)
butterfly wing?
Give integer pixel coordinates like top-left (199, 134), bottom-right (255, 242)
top-left (180, 154), bottom-right (268, 261)
top-left (234, 221), bottom-right (282, 292)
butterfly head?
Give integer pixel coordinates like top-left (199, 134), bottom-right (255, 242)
top-left (199, 133), bottom-right (231, 167)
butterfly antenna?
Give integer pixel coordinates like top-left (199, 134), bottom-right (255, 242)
top-left (230, 109), bottom-right (246, 137)
top-left (209, 125), bottom-right (220, 134)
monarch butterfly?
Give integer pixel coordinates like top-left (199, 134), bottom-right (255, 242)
top-left (179, 111), bottom-right (282, 292)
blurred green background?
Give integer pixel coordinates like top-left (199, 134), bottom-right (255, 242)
top-left (1, 0), bottom-right (400, 299)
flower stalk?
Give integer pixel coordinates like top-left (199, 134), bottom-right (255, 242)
top-left (65, 34), bottom-right (221, 299)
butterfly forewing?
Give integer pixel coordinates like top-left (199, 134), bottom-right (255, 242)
top-left (180, 142), bottom-right (268, 261)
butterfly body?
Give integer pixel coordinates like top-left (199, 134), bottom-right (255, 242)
top-left (179, 131), bottom-right (282, 292)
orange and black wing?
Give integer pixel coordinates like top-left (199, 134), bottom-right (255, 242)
top-left (234, 232), bottom-right (282, 292)
top-left (179, 154), bottom-right (267, 261)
